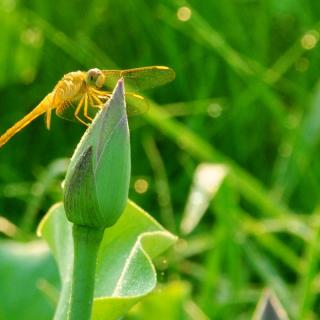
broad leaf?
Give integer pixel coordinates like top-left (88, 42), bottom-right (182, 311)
top-left (126, 281), bottom-right (190, 320)
top-left (0, 240), bottom-right (59, 320)
top-left (38, 200), bottom-right (177, 320)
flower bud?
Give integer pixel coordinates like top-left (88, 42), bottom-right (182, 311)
top-left (64, 79), bottom-right (130, 228)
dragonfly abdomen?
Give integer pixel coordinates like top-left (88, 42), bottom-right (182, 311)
top-left (0, 93), bottom-right (53, 148)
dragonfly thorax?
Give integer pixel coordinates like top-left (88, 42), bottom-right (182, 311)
top-left (53, 71), bottom-right (87, 106)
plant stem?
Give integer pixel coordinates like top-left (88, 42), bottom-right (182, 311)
top-left (68, 224), bottom-right (104, 320)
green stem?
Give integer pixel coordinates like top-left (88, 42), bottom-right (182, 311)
top-left (68, 224), bottom-right (104, 320)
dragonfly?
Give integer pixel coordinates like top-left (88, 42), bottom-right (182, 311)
top-left (0, 66), bottom-right (175, 148)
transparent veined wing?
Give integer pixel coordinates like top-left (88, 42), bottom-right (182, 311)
top-left (124, 92), bottom-right (149, 116)
top-left (55, 92), bottom-right (149, 124)
top-left (102, 66), bottom-right (175, 91)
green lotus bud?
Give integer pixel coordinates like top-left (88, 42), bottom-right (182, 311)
top-left (64, 79), bottom-right (131, 229)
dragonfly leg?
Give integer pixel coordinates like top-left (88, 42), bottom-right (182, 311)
top-left (90, 93), bottom-right (105, 108)
top-left (92, 88), bottom-right (111, 96)
top-left (90, 88), bottom-right (110, 108)
top-left (74, 95), bottom-right (89, 126)
top-left (45, 108), bottom-right (52, 130)
top-left (126, 92), bottom-right (145, 100)
top-left (83, 94), bottom-right (93, 122)
top-left (88, 95), bottom-right (96, 110)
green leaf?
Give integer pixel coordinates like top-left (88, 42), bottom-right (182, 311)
top-left (0, 240), bottom-right (59, 320)
top-left (126, 281), bottom-right (191, 320)
top-left (38, 201), bottom-right (177, 320)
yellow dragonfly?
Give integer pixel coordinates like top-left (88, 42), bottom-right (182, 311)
top-left (0, 66), bottom-right (175, 148)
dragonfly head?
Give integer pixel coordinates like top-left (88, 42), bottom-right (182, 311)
top-left (86, 68), bottom-right (105, 88)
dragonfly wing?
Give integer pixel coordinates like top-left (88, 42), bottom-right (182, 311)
top-left (56, 92), bottom-right (148, 124)
top-left (56, 101), bottom-right (77, 122)
top-left (102, 66), bottom-right (175, 91)
top-left (125, 93), bottom-right (149, 116)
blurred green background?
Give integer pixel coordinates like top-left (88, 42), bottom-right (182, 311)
top-left (1, 0), bottom-right (320, 319)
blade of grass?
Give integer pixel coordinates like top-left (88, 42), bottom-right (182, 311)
top-left (145, 101), bottom-right (292, 218)
top-left (272, 82), bottom-right (320, 201)
top-left (296, 211), bottom-right (320, 320)
top-left (142, 134), bottom-right (176, 232)
top-left (241, 213), bottom-right (303, 274)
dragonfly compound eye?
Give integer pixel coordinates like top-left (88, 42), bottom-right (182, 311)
top-left (86, 68), bottom-right (105, 88)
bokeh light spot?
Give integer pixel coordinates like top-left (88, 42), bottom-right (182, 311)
top-left (301, 31), bottom-right (319, 50)
top-left (21, 27), bottom-right (43, 48)
top-left (207, 103), bottom-right (222, 118)
top-left (177, 6), bottom-right (192, 22)
top-left (134, 178), bottom-right (149, 194)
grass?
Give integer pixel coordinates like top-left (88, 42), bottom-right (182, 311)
top-left (1, 0), bottom-right (320, 318)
